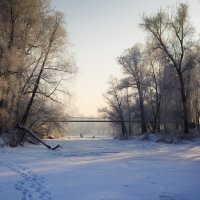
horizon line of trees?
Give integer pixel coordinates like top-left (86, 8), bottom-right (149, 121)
top-left (0, 0), bottom-right (76, 146)
top-left (100, 3), bottom-right (200, 138)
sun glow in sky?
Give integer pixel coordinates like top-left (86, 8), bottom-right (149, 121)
top-left (52, 0), bottom-right (200, 116)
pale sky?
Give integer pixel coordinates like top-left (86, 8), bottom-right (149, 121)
top-left (52, 0), bottom-right (200, 117)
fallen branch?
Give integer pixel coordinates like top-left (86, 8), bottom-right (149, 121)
top-left (18, 123), bottom-right (60, 150)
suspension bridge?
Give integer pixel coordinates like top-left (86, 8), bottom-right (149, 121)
top-left (52, 117), bottom-right (139, 123)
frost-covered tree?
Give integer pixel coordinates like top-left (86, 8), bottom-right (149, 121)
top-left (140, 3), bottom-right (196, 134)
top-left (99, 78), bottom-right (128, 138)
top-left (0, 0), bottom-right (75, 146)
top-left (118, 44), bottom-right (147, 133)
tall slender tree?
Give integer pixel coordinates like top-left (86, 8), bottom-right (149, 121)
top-left (118, 44), bottom-right (147, 133)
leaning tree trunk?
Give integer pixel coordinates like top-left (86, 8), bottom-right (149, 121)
top-left (20, 51), bottom-right (49, 126)
top-left (19, 37), bottom-right (53, 142)
top-left (18, 124), bottom-right (60, 150)
top-left (18, 63), bottom-right (45, 142)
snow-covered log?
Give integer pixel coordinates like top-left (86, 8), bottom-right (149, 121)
top-left (18, 123), bottom-right (60, 150)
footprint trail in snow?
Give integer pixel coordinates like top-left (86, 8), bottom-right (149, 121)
top-left (0, 161), bottom-right (52, 200)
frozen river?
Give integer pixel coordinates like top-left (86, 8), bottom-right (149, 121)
top-left (0, 137), bottom-right (200, 200)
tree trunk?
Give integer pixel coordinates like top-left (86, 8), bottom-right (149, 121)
top-left (139, 92), bottom-right (147, 133)
top-left (120, 112), bottom-right (128, 137)
top-left (126, 88), bottom-right (132, 136)
top-left (178, 72), bottom-right (189, 134)
top-left (20, 14), bottom-right (61, 127)
top-left (20, 66), bottom-right (44, 125)
top-left (19, 50), bottom-right (50, 142)
top-left (156, 98), bottom-right (161, 132)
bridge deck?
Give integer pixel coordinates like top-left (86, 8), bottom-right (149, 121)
top-left (53, 120), bottom-right (139, 123)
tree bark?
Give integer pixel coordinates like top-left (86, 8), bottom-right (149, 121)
top-left (178, 71), bottom-right (189, 134)
top-left (138, 91), bottom-right (147, 133)
top-left (157, 100), bottom-right (161, 132)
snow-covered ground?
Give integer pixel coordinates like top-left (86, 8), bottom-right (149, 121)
top-left (0, 137), bottom-right (200, 200)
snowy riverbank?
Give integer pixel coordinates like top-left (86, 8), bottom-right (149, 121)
top-left (0, 138), bottom-right (200, 200)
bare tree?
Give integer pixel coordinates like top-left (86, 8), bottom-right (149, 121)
top-left (140, 3), bottom-right (196, 134)
top-left (117, 77), bottom-right (135, 136)
top-left (145, 43), bottom-right (166, 132)
top-left (20, 12), bottom-right (65, 125)
top-left (118, 44), bottom-right (147, 133)
top-left (100, 78), bottom-right (128, 138)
